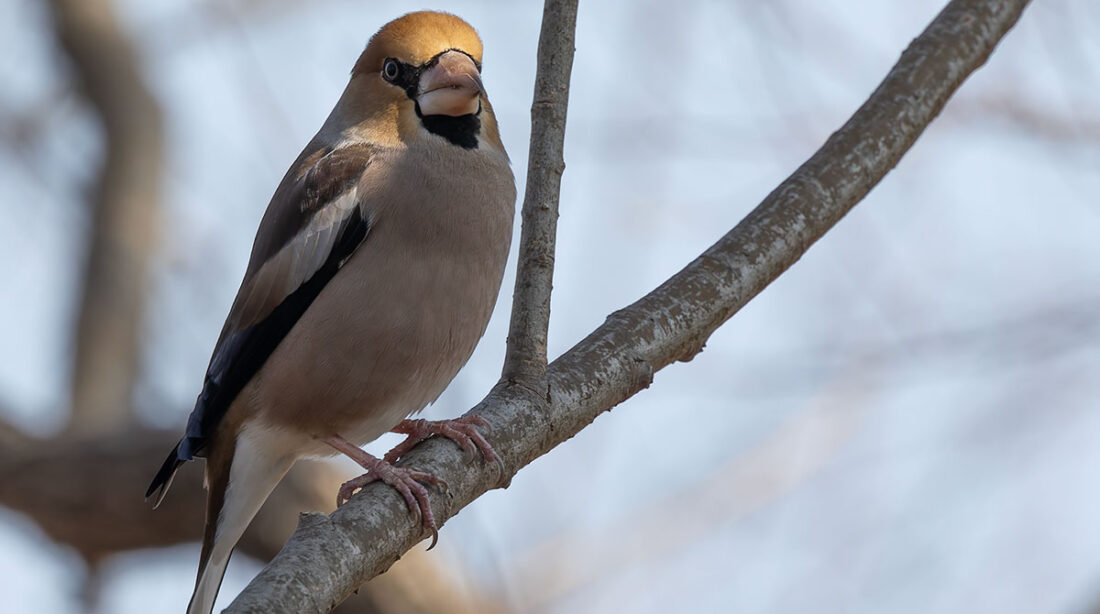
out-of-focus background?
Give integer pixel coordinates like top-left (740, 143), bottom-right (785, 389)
top-left (2, 0), bottom-right (1099, 612)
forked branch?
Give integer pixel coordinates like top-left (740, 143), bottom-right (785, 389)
top-left (227, 1), bottom-right (1031, 611)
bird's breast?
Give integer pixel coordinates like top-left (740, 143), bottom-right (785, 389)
top-left (246, 144), bottom-right (515, 453)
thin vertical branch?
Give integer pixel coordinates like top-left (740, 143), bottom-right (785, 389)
top-left (502, 0), bottom-right (579, 388)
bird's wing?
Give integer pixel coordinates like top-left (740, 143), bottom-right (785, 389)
top-left (157, 141), bottom-right (377, 481)
top-left (226, 141), bottom-right (378, 333)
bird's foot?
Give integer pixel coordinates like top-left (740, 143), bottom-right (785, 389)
top-left (324, 435), bottom-right (445, 548)
top-left (385, 416), bottom-right (503, 474)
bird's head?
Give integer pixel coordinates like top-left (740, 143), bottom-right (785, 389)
top-left (346, 11), bottom-right (501, 151)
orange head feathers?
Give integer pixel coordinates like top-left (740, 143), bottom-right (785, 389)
top-left (354, 11), bottom-right (484, 75)
top-left (342, 11), bottom-right (501, 150)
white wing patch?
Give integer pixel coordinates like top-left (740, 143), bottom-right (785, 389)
top-left (231, 187), bottom-right (359, 329)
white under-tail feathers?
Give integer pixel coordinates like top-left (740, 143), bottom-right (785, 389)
top-left (188, 425), bottom-right (295, 614)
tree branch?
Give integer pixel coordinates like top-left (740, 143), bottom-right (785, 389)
top-left (502, 0), bottom-right (579, 386)
top-left (226, 0), bottom-right (1030, 611)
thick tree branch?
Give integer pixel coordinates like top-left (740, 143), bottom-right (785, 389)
top-left (502, 0), bottom-right (578, 386)
top-left (226, 0), bottom-right (1029, 611)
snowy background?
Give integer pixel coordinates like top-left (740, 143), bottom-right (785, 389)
top-left (2, 0), bottom-right (1099, 612)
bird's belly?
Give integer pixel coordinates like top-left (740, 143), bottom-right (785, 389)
top-left (244, 229), bottom-right (503, 456)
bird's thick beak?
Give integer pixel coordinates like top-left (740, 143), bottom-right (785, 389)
top-left (417, 50), bottom-right (483, 117)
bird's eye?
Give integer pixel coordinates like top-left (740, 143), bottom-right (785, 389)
top-left (382, 59), bottom-right (400, 82)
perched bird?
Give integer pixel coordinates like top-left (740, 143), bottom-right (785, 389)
top-left (145, 11), bottom-right (515, 614)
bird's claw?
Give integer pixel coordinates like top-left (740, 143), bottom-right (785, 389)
top-left (336, 459), bottom-right (445, 548)
top-left (385, 416), bottom-right (505, 480)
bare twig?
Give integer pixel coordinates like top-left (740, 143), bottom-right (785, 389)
top-left (502, 0), bottom-right (579, 387)
top-left (225, 1), bottom-right (1030, 611)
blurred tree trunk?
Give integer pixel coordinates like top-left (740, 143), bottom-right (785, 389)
top-left (47, 0), bottom-right (163, 436)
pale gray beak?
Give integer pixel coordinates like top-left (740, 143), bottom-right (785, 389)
top-left (417, 50), bottom-right (483, 117)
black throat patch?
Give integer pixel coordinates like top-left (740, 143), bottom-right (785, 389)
top-left (416, 107), bottom-right (481, 149)
top-left (388, 53), bottom-right (482, 150)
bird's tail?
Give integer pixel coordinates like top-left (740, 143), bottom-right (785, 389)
top-left (188, 428), bottom-right (294, 614)
top-left (147, 442), bottom-right (186, 508)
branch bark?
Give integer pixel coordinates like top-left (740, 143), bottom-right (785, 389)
top-left (502, 0), bottom-right (579, 386)
top-left (226, 0), bottom-right (1030, 611)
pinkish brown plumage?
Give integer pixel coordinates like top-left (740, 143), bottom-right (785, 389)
top-left (146, 12), bottom-right (514, 614)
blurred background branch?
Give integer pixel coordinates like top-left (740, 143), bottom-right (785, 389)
top-left (47, 0), bottom-right (163, 435)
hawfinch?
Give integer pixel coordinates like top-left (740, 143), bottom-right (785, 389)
top-left (146, 12), bottom-right (515, 614)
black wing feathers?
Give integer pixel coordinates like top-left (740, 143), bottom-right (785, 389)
top-left (179, 205), bottom-right (368, 459)
top-left (146, 142), bottom-right (375, 500)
